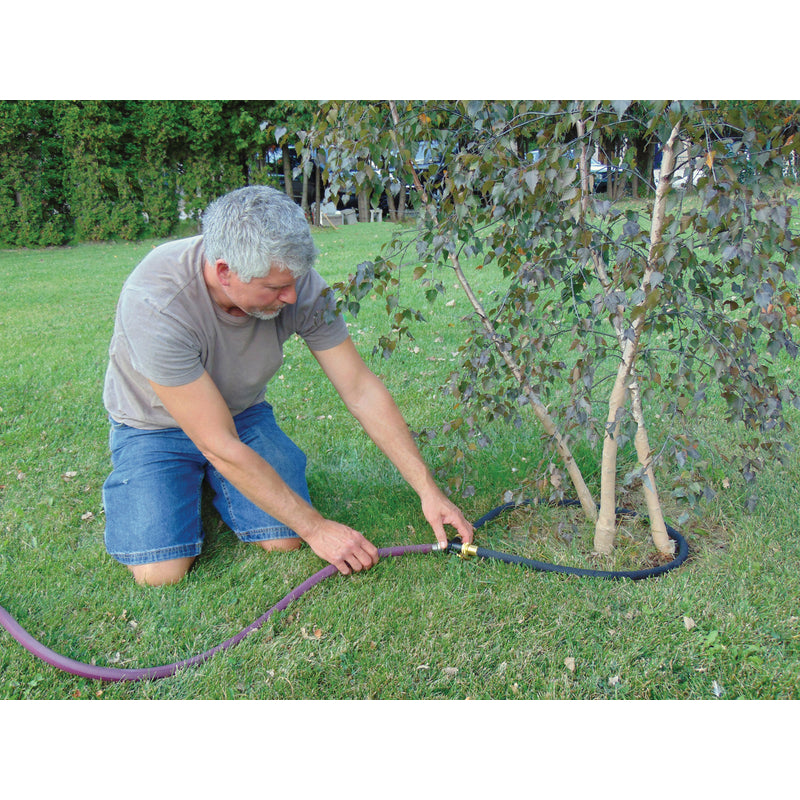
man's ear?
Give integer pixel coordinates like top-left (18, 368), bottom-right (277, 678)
top-left (215, 260), bottom-right (233, 286)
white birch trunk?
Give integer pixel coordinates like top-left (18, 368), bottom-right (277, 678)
top-left (593, 119), bottom-right (683, 554)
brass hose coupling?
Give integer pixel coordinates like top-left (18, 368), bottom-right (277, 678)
top-left (457, 542), bottom-right (479, 560)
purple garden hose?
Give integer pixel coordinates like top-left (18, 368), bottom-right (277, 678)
top-left (1, 502), bottom-right (689, 685)
top-left (0, 543), bottom-right (438, 683)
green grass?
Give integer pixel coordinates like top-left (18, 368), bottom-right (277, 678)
top-left (1, 221), bottom-right (800, 706)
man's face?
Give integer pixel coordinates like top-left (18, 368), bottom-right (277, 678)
top-left (220, 265), bottom-right (298, 320)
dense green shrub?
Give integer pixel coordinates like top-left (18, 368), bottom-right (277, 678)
top-left (0, 100), bottom-right (291, 246)
top-left (0, 101), bottom-right (70, 246)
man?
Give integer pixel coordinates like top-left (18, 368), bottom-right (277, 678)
top-left (102, 185), bottom-right (473, 586)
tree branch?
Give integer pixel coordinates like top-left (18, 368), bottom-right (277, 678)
top-left (449, 252), bottom-right (598, 523)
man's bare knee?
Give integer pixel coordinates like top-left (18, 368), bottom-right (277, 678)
top-left (129, 556), bottom-right (195, 587)
top-left (254, 538), bottom-right (302, 554)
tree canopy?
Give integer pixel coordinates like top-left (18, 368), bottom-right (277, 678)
top-left (311, 100), bottom-right (800, 553)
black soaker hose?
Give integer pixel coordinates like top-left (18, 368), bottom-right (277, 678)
top-left (0, 501), bottom-right (688, 683)
top-left (451, 499), bottom-right (689, 580)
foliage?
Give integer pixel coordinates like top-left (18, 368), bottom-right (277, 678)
top-left (266, 100), bottom-right (319, 211)
top-left (311, 100), bottom-right (800, 539)
top-left (0, 100), bottom-right (302, 245)
top-left (54, 101), bottom-right (146, 241)
top-left (0, 101), bottom-right (70, 246)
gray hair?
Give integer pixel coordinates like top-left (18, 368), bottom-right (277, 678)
top-left (202, 186), bottom-right (317, 281)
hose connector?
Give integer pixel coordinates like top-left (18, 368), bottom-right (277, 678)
top-left (458, 542), bottom-right (479, 560)
top-left (445, 538), bottom-right (479, 559)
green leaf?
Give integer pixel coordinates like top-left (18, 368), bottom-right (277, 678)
top-left (524, 170), bottom-right (539, 192)
top-left (611, 100), bottom-right (631, 119)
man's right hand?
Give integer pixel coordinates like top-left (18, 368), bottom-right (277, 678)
top-left (303, 519), bottom-right (380, 574)
top-left (147, 373), bottom-right (380, 576)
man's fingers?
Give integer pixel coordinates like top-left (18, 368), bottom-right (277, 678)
top-left (337, 538), bottom-right (380, 574)
top-left (426, 503), bottom-right (474, 546)
top-left (454, 516), bottom-right (475, 544)
top-left (430, 520), bottom-right (448, 548)
top-left (305, 519), bottom-right (380, 573)
top-left (338, 551), bottom-right (378, 574)
top-left (356, 542), bottom-right (380, 570)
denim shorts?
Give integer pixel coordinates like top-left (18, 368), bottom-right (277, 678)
top-left (102, 402), bottom-right (309, 566)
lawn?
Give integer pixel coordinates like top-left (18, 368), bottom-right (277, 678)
top-left (2, 220), bottom-right (799, 711)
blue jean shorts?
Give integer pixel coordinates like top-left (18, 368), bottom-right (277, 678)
top-left (102, 402), bottom-right (309, 566)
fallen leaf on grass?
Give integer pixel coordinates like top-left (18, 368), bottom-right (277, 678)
top-left (683, 616), bottom-right (697, 631)
top-left (564, 657), bottom-right (576, 672)
top-left (443, 667), bottom-right (459, 677)
top-left (300, 627), bottom-right (324, 640)
top-left (81, 511), bottom-right (95, 522)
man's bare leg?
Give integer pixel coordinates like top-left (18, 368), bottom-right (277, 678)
top-left (129, 539), bottom-right (299, 586)
top-left (255, 538), bottom-right (302, 553)
top-left (129, 556), bottom-right (196, 586)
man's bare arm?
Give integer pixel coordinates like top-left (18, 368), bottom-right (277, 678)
top-left (312, 338), bottom-right (473, 546)
top-left (147, 372), bottom-right (379, 573)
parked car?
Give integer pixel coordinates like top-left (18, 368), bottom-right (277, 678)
top-left (412, 141), bottom-right (446, 194)
top-left (591, 159), bottom-right (617, 193)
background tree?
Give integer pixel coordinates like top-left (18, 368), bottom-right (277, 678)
top-left (55, 101), bottom-right (148, 241)
top-left (129, 101), bottom-right (185, 237)
top-left (312, 99), bottom-right (800, 557)
top-left (309, 101), bottom-right (413, 222)
top-left (0, 100), bottom-right (289, 244)
top-left (0, 101), bottom-right (69, 246)
top-left (267, 100), bottom-right (318, 216)
top-left (169, 101), bottom-right (257, 225)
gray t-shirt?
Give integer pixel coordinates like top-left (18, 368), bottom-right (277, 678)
top-left (103, 235), bottom-right (349, 429)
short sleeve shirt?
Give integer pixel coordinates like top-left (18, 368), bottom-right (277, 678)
top-left (103, 236), bottom-right (349, 429)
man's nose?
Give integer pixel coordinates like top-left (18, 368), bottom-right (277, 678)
top-left (279, 285), bottom-right (297, 305)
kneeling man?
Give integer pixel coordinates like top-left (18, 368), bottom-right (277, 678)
top-left (102, 185), bottom-right (472, 585)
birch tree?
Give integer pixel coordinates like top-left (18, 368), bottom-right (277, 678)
top-left (311, 100), bottom-right (800, 556)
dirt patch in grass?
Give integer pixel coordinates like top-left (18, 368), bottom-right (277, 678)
top-left (476, 499), bottom-right (717, 573)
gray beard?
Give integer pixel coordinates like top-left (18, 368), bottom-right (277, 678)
top-left (248, 308), bottom-right (282, 321)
